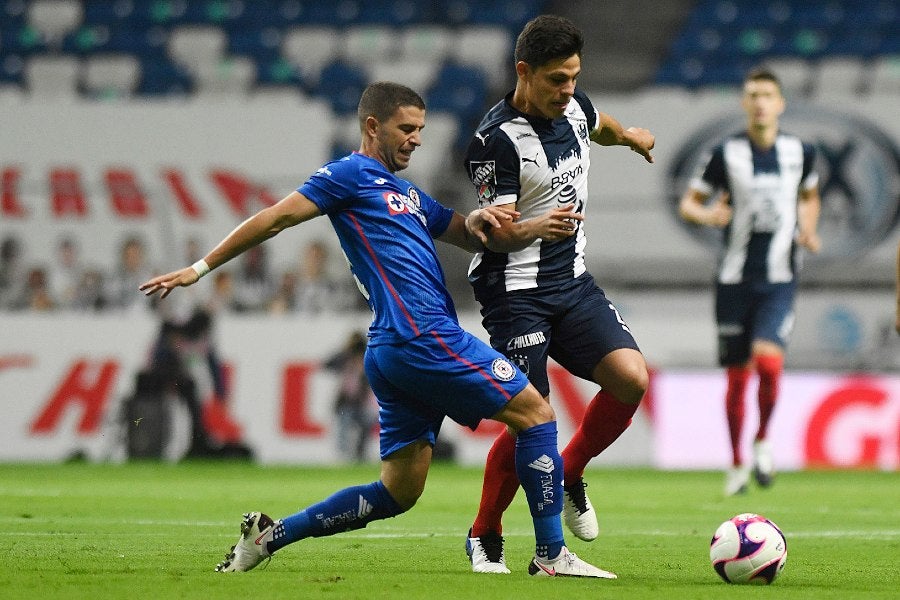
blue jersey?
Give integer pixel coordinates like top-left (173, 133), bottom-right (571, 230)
top-left (463, 89), bottom-right (599, 304)
top-left (299, 152), bottom-right (456, 345)
top-left (690, 131), bottom-right (818, 284)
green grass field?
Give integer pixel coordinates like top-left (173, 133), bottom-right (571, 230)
top-left (1, 461), bottom-right (896, 599)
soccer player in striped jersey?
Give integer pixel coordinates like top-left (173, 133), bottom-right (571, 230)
top-left (141, 81), bottom-right (614, 578)
top-left (679, 68), bottom-right (821, 496)
top-left (462, 15), bottom-right (656, 574)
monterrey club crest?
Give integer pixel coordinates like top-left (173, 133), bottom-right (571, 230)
top-left (491, 358), bottom-right (516, 382)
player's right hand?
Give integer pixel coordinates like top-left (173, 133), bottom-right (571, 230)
top-left (139, 267), bottom-right (200, 299)
top-left (533, 203), bottom-right (584, 241)
top-left (707, 197), bottom-right (733, 227)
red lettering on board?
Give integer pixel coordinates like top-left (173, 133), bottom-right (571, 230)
top-left (106, 168), bottom-right (148, 217)
top-left (30, 359), bottom-right (119, 434)
top-left (50, 168), bottom-right (87, 216)
top-left (281, 362), bottom-right (325, 436)
top-left (1, 166), bottom-right (25, 217)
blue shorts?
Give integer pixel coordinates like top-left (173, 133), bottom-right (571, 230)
top-left (715, 280), bottom-right (797, 366)
top-left (365, 325), bottom-right (529, 459)
top-left (478, 274), bottom-right (641, 397)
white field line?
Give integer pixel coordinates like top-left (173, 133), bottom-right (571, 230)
top-left (3, 516), bottom-right (898, 540)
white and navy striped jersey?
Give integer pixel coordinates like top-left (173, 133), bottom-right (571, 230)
top-left (464, 89), bottom-right (598, 303)
top-left (690, 132), bottom-right (818, 284)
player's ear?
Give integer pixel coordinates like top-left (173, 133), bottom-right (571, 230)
top-left (364, 115), bottom-right (379, 138)
top-left (515, 61), bottom-right (530, 79)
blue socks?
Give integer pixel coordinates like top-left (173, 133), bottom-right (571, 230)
top-left (515, 421), bottom-right (565, 559)
top-left (267, 480), bottom-right (405, 553)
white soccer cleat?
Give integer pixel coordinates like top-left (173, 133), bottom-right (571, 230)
top-left (724, 466), bottom-right (750, 497)
top-left (563, 478), bottom-right (599, 541)
top-left (466, 528), bottom-right (510, 574)
top-left (528, 546), bottom-right (617, 579)
top-left (215, 512), bottom-right (275, 572)
top-left (752, 439), bottom-right (774, 487)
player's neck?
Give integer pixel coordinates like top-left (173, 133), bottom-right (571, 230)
top-left (747, 124), bottom-right (778, 149)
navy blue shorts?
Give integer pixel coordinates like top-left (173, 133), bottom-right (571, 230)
top-left (715, 280), bottom-right (797, 366)
top-left (365, 325), bottom-right (529, 459)
top-left (478, 274), bottom-right (641, 397)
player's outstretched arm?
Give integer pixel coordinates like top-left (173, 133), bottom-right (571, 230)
top-left (440, 205), bottom-right (519, 252)
top-left (591, 112), bottom-right (655, 163)
top-left (140, 191), bottom-right (321, 299)
top-left (678, 189), bottom-right (732, 228)
top-left (469, 203), bottom-right (583, 253)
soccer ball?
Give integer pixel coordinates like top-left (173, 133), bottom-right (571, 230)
top-left (709, 513), bottom-right (787, 584)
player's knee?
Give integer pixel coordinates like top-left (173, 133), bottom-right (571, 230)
top-left (383, 481), bottom-right (424, 511)
top-left (495, 386), bottom-right (555, 430)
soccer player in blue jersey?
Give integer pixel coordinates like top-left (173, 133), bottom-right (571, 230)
top-left (679, 68), bottom-right (821, 496)
top-left (460, 15), bottom-right (656, 574)
top-left (140, 81), bottom-right (614, 577)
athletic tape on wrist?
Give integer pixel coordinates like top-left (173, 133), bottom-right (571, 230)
top-left (191, 259), bottom-right (210, 278)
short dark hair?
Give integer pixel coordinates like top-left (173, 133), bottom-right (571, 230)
top-left (514, 14), bottom-right (583, 67)
top-left (357, 81), bottom-right (425, 131)
top-left (745, 67), bottom-right (782, 92)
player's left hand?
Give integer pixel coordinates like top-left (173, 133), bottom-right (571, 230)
top-left (139, 267), bottom-right (200, 299)
top-left (797, 231), bottom-right (821, 253)
top-left (625, 127), bottom-right (655, 163)
top-left (466, 205), bottom-right (519, 244)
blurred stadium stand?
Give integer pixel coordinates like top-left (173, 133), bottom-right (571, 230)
top-left (3, 1), bottom-right (896, 117)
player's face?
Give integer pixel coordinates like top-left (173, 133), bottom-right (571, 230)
top-left (741, 79), bottom-right (785, 130)
top-left (375, 105), bottom-right (425, 173)
top-left (517, 54), bottom-right (580, 120)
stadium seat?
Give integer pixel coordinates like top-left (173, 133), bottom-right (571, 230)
top-left (357, 0), bottom-right (430, 26)
top-left (1, 24), bottom-right (48, 55)
top-left (167, 25), bottom-right (227, 73)
top-left (137, 56), bottom-right (193, 96)
top-left (192, 55), bottom-right (257, 97)
top-left (317, 60), bottom-right (369, 114)
top-left (450, 25), bottom-right (513, 87)
top-left (281, 26), bottom-right (343, 86)
top-left (425, 62), bottom-right (487, 146)
top-left (367, 59), bottom-right (437, 95)
top-left (24, 54), bottom-right (81, 98)
top-left (344, 25), bottom-right (398, 65)
top-left (27, 0), bottom-right (83, 46)
top-left (761, 56), bottom-right (815, 98)
top-left (812, 56), bottom-right (866, 98)
top-left (398, 26), bottom-right (454, 64)
top-left (81, 53), bottom-right (141, 99)
top-left (868, 54), bottom-right (900, 96)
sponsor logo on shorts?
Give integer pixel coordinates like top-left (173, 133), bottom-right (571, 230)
top-left (507, 331), bottom-right (547, 350)
top-left (491, 357), bottom-right (516, 381)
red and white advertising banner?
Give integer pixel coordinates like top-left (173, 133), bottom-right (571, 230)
top-left (653, 370), bottom-right (900, 471)
top-left (1, 314), bottom-right (896, 469)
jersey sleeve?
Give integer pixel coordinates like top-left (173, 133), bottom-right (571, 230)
top-left (416, 186), bottom-right (454, 238)
top-left (297, 157), bottom-right (358, 214)
top-left (800, 141), bottom-right (820, 191)
top-left (574, 89), bottom-right (599, 133)
top-left (690, 144), bottom-right (727, 196)
top-left (464, 131), bottom-right (520, 207)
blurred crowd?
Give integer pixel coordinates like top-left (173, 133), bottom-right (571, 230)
top-left (0, 233), bottom-right (366, 316)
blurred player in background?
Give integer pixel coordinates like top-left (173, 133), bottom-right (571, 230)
top-left (141, 81), bottom-right (616, 578)
top-left (678, 68), bottom-right (821, 496)
top-left (462, 14), bottom-right (655, 574)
